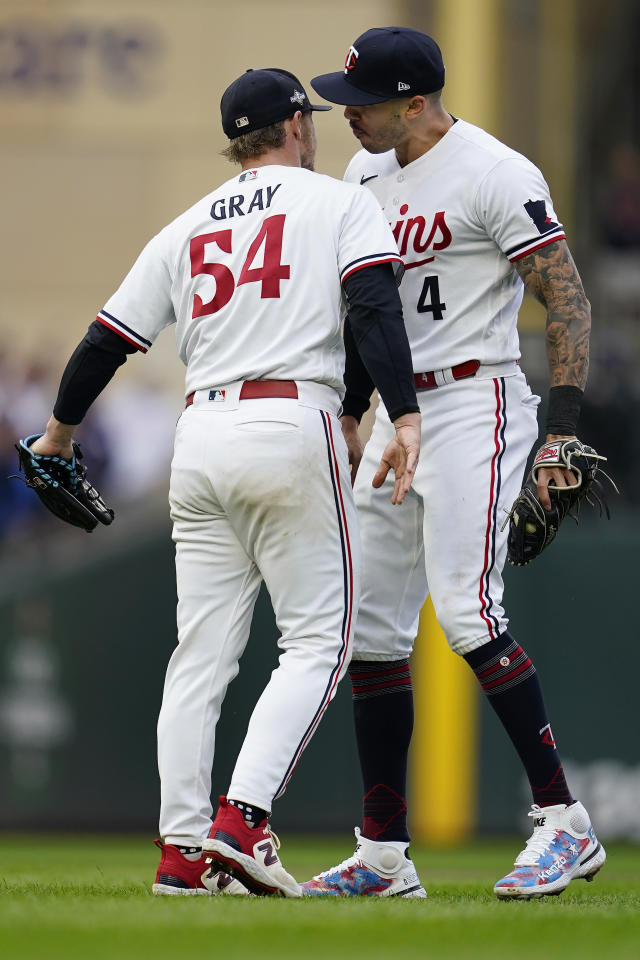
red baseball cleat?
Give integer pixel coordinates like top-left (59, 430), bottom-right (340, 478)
top-left (202, 796), bottom-right (301, 897)
top-left (152, 839), bottom-right (248, 896)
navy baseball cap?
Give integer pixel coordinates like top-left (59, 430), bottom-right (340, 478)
top-left (311, 27), bottom-right (445, 105)
top-left (221, 68), bottom-right (331, 139)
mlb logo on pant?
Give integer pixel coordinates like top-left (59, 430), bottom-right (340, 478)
top-left (209, 389), bottom-right (227, 402)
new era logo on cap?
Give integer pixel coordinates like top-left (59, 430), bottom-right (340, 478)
top-left (398, 81), bottom-right (410, 91)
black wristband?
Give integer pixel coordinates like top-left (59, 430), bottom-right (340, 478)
top-left (546, 385), bottom-right (583, 435)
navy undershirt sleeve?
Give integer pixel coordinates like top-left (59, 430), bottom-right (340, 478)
top-left (342, 263), bottom-right (418, 423)
top-left (53, 321), bottom-right (137, 425)
top-left (342, 316), bottom-right (374, 422)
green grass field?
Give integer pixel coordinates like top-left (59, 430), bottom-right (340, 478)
top-left (1, 834), bottom-right (639, 960)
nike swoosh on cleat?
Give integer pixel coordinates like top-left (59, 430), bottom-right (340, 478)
top-left (396, 883), bottom-right (426, 897)
top-left (580, 843), bottom-right (602, 866)
top-left (360, 175), bottom-right (378, 185)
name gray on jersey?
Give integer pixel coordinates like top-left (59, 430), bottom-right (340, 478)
top-left (211, 184), bottom-right (282, 220)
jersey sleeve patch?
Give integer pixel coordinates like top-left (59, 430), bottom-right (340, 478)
top-left (97, 310), bottom-right (152, 353)
top-left (523, 198), bottom-right (558, 233)
top-left (506, 230), bottom-right (566, 262)
top-left (341, 253), bottom-right (403, 284)
top-left (505, 196), bottom-right (566, 260)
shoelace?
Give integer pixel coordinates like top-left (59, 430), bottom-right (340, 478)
top-left (265, 825), bottom-right (281, 852)
top-left (513, 805), bottom-right (559, 866)
top-left (311, 827), bottom-right (364, 880)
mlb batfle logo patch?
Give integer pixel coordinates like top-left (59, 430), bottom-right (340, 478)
top-left (239, 170), bottom-right (258, 182)
top-left (208, 389), bottom-right (226, 402)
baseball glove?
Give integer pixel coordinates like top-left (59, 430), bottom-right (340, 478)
top-left (11, 434), bottom-right (114, 533)
top-left (503, 438), bottom-right (617, 567)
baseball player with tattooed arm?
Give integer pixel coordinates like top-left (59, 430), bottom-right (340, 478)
top-left (299, 27), bottom-right (610, 900)
top-left (20, 67), bottom-right (421, 897)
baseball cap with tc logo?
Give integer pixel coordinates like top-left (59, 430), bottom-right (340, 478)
top-left (311, 26), bottom-right (445, 105)
top-left (221, 68), bottom-right (331, 139)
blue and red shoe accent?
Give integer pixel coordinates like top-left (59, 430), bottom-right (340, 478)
top-left (494, 802), bottom-right (606, 899)
top-left (302, 863), bottom-right (394, 897)
top-left (300, 828), bottom-right (426, 898)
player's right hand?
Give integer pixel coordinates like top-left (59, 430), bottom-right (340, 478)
top-left (373, 412), bottom-right (421, 505)
top-left (340, 415), bottom-right (364, 486)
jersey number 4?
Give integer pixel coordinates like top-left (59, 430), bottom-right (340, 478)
top-left (417, 275), bottom-right (446, 320)
top-left (190, 215), bottom-right (290, 318)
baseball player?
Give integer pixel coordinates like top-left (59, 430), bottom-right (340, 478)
top-left (28, 66), bottom-right (421, 897)
top-left (300, 27), bottom-right (606, 900)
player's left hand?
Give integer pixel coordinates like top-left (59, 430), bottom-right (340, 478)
top-left (504, 436), bottom-right (617, 566)
top-left (30, 415), bottom-right (76, 459)
top-left (373, 412), bottom-right (421, 505)
top-left (535, 434), bottom-right (578, 510)
top-left (11, 416), bottom-right (114, 532)
top-left (340, 415), bottom-right (363, 485)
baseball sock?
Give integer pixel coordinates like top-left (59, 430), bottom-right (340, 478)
top-left (227, 799), bottom-right (269, 827)
top-left (349, 658), bottom-right (413, 843)
top-left (176, 845), bottom-right (202, 861)
top-left (464, 632), bottom-right (573, 807)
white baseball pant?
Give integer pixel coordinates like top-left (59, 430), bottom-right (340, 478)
top-left (351, 366), bottom-right (540, 660)
top-left (158, 382), bottom-right (359, 845)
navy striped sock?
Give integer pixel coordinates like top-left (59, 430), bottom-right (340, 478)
top-left (464, 632), bottom-right (573, 807)
top-left (350, 659), bottom-right (413, 842)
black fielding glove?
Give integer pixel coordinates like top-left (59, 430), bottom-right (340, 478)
top-left (11, 434), bottom-right (114, 533)
top-left (503, 439), bottom-right (617, 566)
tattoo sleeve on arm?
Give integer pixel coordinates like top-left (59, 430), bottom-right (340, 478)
top-left (513, 239), bottom-right (590, 389)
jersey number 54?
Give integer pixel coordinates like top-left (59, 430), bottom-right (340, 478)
top-left (190, 214), bottom-right (290, 318)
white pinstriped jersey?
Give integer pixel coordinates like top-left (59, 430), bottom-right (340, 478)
top-left (344, 118), bottom-right (565, 372)
top-left (98, 165), bottom-right (402, 398)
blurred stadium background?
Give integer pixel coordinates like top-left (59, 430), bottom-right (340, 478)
top-left (0, 0), bottom-right (638, 848)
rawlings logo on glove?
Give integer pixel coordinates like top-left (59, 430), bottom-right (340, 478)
top-left (503, 439), bottom-right (617, 567)
top-left (11, 434), bottom-right (114, 533)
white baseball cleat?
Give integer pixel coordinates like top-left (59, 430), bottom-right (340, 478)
top-left (203, 796), bottom-right (301, 898)
top-left (300, 827), bottom-right (427, 897)
top-left (494, 801), bottom-right (606, 899)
